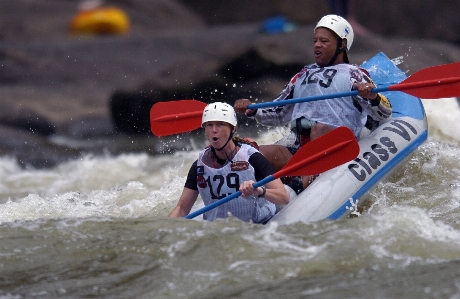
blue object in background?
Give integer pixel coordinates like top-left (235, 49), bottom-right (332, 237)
top-left (261, 16), bottom-right (297, 34)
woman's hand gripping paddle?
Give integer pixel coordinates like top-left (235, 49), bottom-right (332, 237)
top-left (150, 61), bottom-right (460, 136)
top-left (184, 126), bottom-right (359, 219)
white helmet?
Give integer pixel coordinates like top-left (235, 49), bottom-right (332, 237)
top-left (314, 14), bottom-right (354, 51)
top-left (202, 102), bottom-right (237, 127)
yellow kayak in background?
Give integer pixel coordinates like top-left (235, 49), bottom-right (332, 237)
top-left (70, 7), bottom-right (130, 35)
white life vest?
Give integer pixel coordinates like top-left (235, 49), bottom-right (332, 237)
top-left (291, 64), bottom-right (365, 136)
top-left (196, 144), bottom-right (275, 223)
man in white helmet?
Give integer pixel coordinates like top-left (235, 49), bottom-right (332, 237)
top-left (234, 14), bottom-right (392, 194)
top-left (169, 102), bottom-right (289, 223)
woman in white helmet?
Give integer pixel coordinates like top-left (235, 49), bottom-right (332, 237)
top-left (234, 14), bottom-right (392, 194)
top-left (169, 102), bottom-right (289, 223)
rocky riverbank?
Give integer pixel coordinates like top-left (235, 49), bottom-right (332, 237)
top-left (0, 0), bottom-right (459, 167)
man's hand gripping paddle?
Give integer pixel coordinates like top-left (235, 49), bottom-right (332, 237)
top-left (184, 126), bottom-right (359, 219)
top-left (150, 62), bottom-right (460, 137)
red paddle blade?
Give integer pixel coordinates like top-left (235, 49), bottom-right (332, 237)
top-left (150, 100), bottom-right (206, 136)
top-left (275, 127), bottom-right (359, 178)
top-left (394, 62), bottom-right (460, 98)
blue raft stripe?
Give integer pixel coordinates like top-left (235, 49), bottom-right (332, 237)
top-left (326, 52), bottom-right (427, 220)
top-left (380, 91), bottom-right (426, 120)
top-left (361, 52), bottom-right (426, 120)
top-left (327, 129), bottom-right (428, 220)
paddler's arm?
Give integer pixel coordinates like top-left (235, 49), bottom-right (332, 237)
top-left (169, 160), bottom-right (199, 218)
top-left (353, 82), bottom-right (379, 100)
top-left (353, 72), bottom-right (392, 121)
top-left (354, 81), bottom-right (392, 121)
top-left (169, 187), bottom-right (199, 218)
top-left (234, 74), bottom-right (296, 128)
top-left (239, 179), bottom-right (289, 205)
top-left (234, 98), bottom-right (256, 115)
top-left (243, 151), bottom-right (289, 205)
top-left (234, 71), bottom-right (299, 126)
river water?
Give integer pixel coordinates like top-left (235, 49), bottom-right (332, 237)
top-left (0, 98), bottom-right (460, 298)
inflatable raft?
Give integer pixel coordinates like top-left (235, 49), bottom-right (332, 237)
top-left (268, 52), bottom-right (428, 225)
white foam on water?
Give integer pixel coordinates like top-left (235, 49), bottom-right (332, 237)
top-left (423, 97), bottom-right (460, 145)
top-left (0, 150), bottom-right (200, 223)
top-left (360, 205), bottom-right (460, 266)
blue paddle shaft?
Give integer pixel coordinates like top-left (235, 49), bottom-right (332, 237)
top-left (247, 87), bottom-right (389, 109)
top-left (184, 175), bottom-right (275, 219)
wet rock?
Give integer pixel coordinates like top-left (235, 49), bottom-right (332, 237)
top-left (0, 0), bottom-right (459, 155)
top-left (64, 115), bottom-right (115, 139)
top-left (0, 108), bottom-right (55, 136)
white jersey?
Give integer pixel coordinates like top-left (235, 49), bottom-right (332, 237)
top-left (196, 144), bottom-right (276, 223)
top-left (252, 63), bottom-right (392, 137)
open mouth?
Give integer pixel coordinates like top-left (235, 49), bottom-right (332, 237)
top-left (213, 137), bottom-right (218, 141)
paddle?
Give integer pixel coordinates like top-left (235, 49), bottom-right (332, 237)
top-left (150, 99), bottom-right (207, 137)
top-left (184, 126), bottom-right (359, 219)
top-left (150, 62), bottom-right (460, 136)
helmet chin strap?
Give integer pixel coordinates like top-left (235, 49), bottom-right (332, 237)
top-left (214, 126), bottom-right (236, 152)
top-left (214, 131), bottom-right (234, 152)
top-left (327, 38), bottom-right (348, 66)
top-left (211, 129), bottom-right (236, 165)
